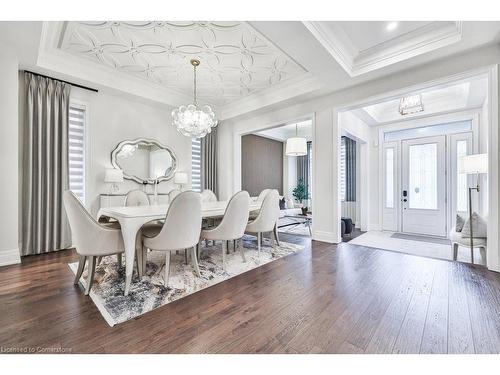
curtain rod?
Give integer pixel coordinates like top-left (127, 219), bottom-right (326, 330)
top-left (24, 70), bottom-right (99, 93)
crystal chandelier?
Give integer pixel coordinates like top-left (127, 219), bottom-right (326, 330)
top-left (399, 94), bottom-right (424, 116)
top-left (172, 59), bottom-right (218, 138)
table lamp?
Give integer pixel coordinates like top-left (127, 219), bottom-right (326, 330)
top-left (174, 172), bottom-right (188, 191)
top-left (459, 153), bottom-right (488, 262)
top-left (104, 168), bottom-right (123, 195)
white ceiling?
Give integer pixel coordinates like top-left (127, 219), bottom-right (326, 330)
top-left (335, 21), bottom-right (434, 52)
top-left (1, 21), bottom-right (499, 120)
top-left (60, 21), bottom-right (306, 107)
top-left (255, 120), bottom-right (312, 142)
top-left (350, 76), bottom-right (488, 126)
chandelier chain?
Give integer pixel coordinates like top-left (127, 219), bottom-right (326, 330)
top-left (193, 63), bottom-right (197, 106)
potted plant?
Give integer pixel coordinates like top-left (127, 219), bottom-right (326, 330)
top-left (293, 178), bottom-right (310, 215)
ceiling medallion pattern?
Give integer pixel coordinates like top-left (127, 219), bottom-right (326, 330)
top-left (60, 21), bottom-right (306, 106)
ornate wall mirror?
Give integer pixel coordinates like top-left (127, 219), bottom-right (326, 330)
top-left (111, 138), bottom-right (178, 183)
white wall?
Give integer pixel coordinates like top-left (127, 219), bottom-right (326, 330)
top-left (0, 48), bottom-right (20, 265)
top-left (70, 88), bottom-right (192, 216)
top-left (218, 45), bottom-right (500, 264)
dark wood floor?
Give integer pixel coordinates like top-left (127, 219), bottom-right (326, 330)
top-left (1, 233), bottom-right (500, 354)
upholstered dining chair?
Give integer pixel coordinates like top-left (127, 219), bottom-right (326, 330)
top-left (250, 188), bottom-right (272, 220)
top-left (245, 189), bottom-right (280, 258)
top-left (141, 191), bottom-right (203, 286)
top-left (200, 191), bottom-right (250, 270)
top-left (168, 189), bottom-right (181, 203)
top-left (125, 189), bottom-right (150, 206)
top-left (63, 191), bottom-right (126, 295)
top-left (200, 189), bottom-right (218, 203)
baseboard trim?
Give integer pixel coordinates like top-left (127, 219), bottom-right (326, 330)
top-left (312, 230), bottom-right (340, 244)
top-left (0, 248), bottom-right (21, 267)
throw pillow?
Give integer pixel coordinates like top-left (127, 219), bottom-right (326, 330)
top-left (456, 214), bottom-right (465, 232)
top-left (279, 197), bottom-right (286, 210)
top-left (286, 198), bottom-right (295, 209)
top-left (461, 212), bottom-right (487, 238)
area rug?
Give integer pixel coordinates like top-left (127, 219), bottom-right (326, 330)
top-left (348, 231), bottom-right (485, 266)
top-left (68, 235), bottom-right (304, 326)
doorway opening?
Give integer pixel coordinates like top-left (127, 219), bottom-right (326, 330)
top-left (337, 73), bottom-right (489, 265)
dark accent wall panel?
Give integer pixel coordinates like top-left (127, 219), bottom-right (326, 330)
top-left (241, 134), bottom-right (283, 196)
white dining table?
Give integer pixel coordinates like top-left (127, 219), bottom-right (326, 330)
top-left (98, 200), bottom-right (262, 295)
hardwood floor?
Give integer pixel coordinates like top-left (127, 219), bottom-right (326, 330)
top-left (1, 234), bottom-right (499, 354)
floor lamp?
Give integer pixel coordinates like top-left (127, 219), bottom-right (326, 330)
top-left (459, 153), bottom-right (488, 263)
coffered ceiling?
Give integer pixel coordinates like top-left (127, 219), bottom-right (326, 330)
top-left (59, 21), bottom-right (307, 106)
top-left (2, 21), bottom-right (499, 120)
top-left (350, 75), bottom-right (488, 126)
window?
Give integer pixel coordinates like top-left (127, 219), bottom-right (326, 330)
top-left (408, 143), bottom-right (438, 210)
top-left (68, 104), bottom-right (86, 202)
top-left (340, 137), bottom-right (346, 201)
top-left (191, 138), bottom-right (202, 192)
top-left (456, 140), bottom-right (468, 212)
top-left (385, 148), bottom-right (394, 208)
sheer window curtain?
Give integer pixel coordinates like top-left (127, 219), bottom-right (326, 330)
top-left (201, 127), bottom-right (218, 197)
top-left (21, 72), bottom-right (72, 255)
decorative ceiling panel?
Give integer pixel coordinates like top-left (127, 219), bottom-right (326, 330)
top-left (59, 21), bottom-right (307, 106)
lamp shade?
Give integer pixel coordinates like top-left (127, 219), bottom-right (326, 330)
top-left (459, 154), bottom-right (488, 174)
top-left (174, 172), bottom-right (188, 184)
top-left (286, 137), bottom-right (307, 156)
top-left (104, 168), bottom-right (123, 183)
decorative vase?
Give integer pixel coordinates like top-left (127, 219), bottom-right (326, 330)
top-left (301, 207), bottom-right (308, 215)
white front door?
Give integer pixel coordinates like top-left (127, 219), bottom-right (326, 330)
top-left (401, 135), bottom-right (447, 237)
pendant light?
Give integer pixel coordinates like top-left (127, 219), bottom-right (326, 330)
top-left (285, 123), bottom-right (307, 156)
top-left (171, 59), bottom-right (218, 138)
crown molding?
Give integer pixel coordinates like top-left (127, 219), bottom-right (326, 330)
top-left (218, 72), bottom-right (323, 120)
top-left (304, 21), bottom-right (463, 77)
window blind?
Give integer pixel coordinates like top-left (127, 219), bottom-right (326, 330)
top-left (191, 138), bottom-right (202, 192)
top-left (340, 137), bottom-right (346, 201)
top-left (68, 105), bottom-right (86, 201)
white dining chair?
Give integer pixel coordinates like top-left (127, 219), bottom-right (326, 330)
top-left (63, 191), bottom-right (126, 295)
top-left (168, 189), bottom-right (181, 203)
top-left (141, 191), bottom-right (203, 286)
top-left (125, 189), bottom-right (150, 206)
top-left (245, 189), bottom-right (281, 258)
top-left (200, 191), bottom-right (250, 270)
top-left (257, 188), bottom-right (272, 202)
top-left (200, 189), bottom-right (218, 203)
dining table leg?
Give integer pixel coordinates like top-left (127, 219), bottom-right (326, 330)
top-left (119, 218), bottom-right (144, 296)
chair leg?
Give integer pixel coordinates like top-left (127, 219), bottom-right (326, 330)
top-left (142, 247), bottom-right (147, 275)
top-left (74, 255), bottom-right (86, 285)
top-left (117, 253), bottom-right (122, 267)
top-left (97, 256), bottom-right (103, 265)
top-left (239, 238), bottom-right (246, 263)
top-left (479, 246), bottom-right (487, 265)
top-left (257, 232), bottom-right (261, 259)
top-left (136, 247), bottom-right (143, 278)
top-left (164, 252), bottom-right (171, 286)
top-left (453, 243), bottom-right (459, 261)
top-left (196, 242), bottom-right (200, 261)
top-left (191, 246), bottom-right (201, 277)
top-left (273, 224), bottom-right (280, 246)
top-left (222, 240), bottom-right (227, 270)
top-left (85, 256), bottom-right (96, 295)
top-left (184, 249), bottom-right (188, 265)
top-left (226, 240), bottom-right (230, 254)
top-left (471, 246), bottom-right (474, 264)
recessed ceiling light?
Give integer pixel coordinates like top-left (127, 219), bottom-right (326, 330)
top-left (386, 22), bottom-right (398, 31)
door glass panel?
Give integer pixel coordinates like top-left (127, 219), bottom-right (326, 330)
top-left (385, 148), bottom-right (394, 208)
top-left (408, 143), bottom-right (437, 209)
top-left (456, 140), bottom-right (468, 212)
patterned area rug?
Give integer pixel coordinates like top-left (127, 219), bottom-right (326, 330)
top-left (68, 235), bottom-right (304, 326)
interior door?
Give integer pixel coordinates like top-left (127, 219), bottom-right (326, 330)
top-left (401, 135), bottom-right (446, 237)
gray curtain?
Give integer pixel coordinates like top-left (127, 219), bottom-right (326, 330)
top-left (296, 141), bottom-right (311, 192)
top-left (201, 127), bottom-right (218, 196)
top-left (344, 136), bottom-right (356, 202)
top-left (21, 72), bottom-right (72, 255)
